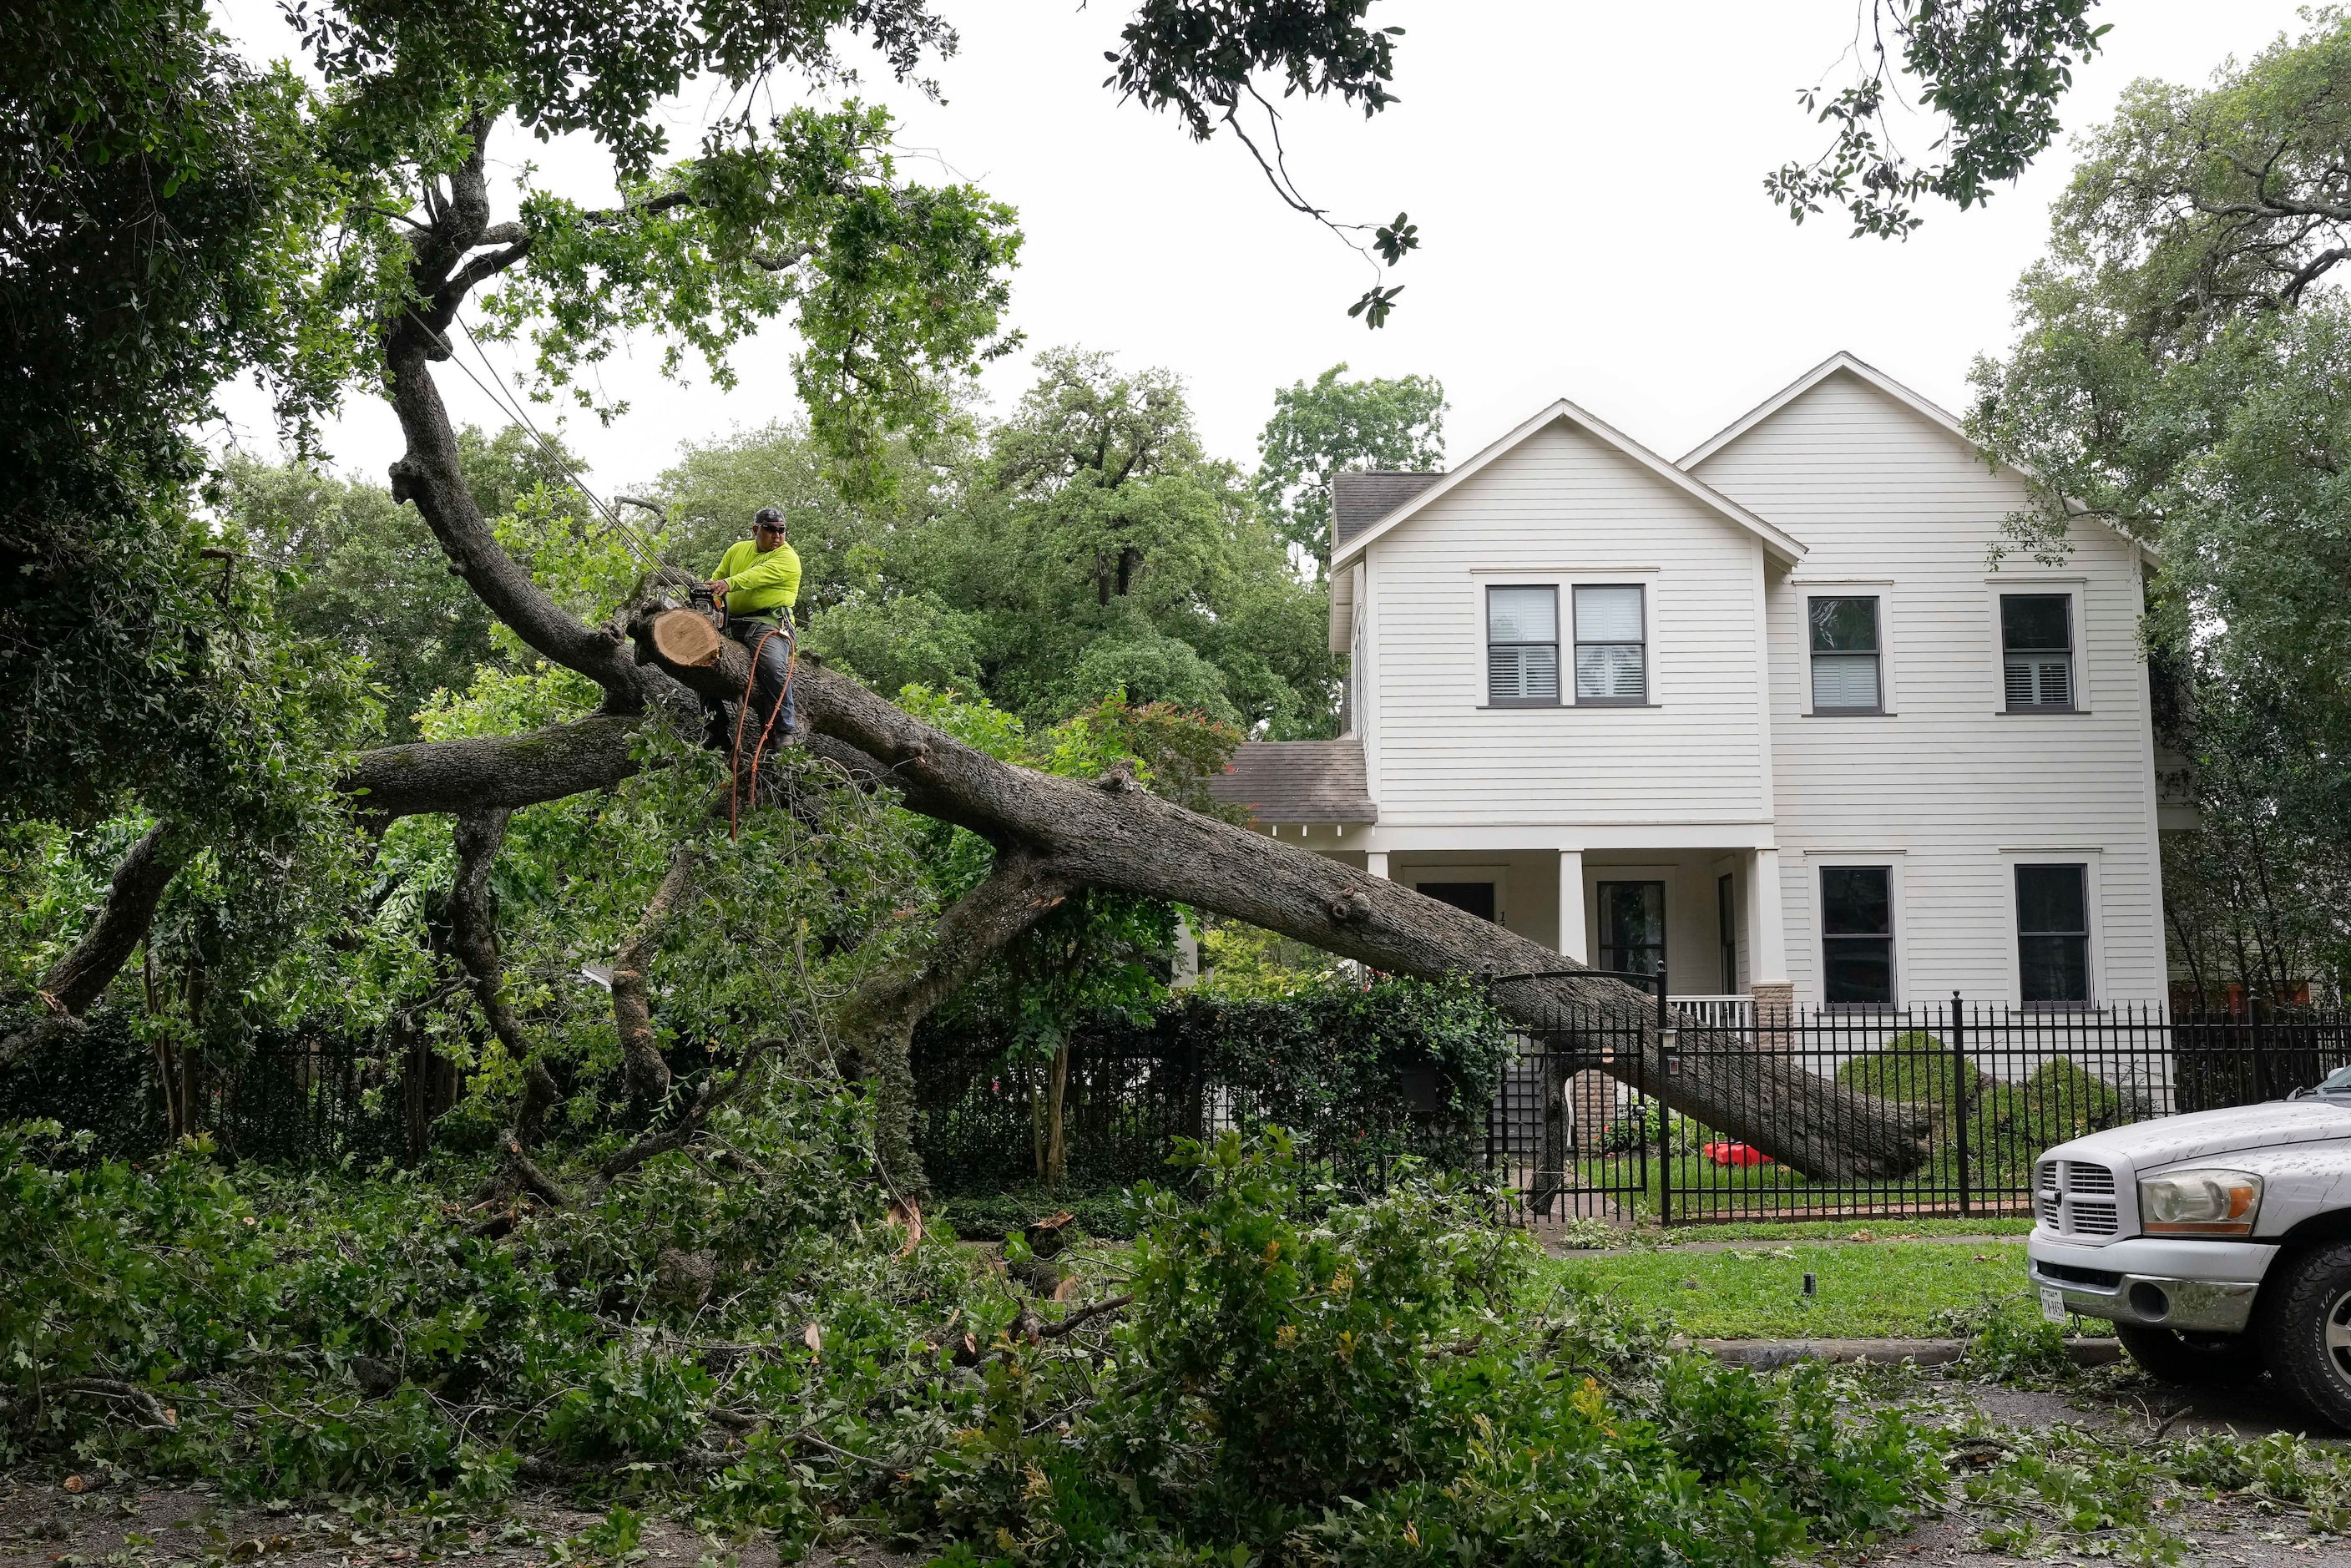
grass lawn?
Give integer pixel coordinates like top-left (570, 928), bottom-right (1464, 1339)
top-left (1631, 1217), bottom-right (2037, 1243)
top-left (1545, 1239), bottom-right (2075, 1339)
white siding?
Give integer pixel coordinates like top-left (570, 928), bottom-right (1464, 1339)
top-left (1364, 417), bottom-right (1771, 827)
top-left (1692, 369), bottom-right (2166, 1005)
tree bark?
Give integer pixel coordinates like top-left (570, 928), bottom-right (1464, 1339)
top-left (610, 850), bottom-right (692, 1116)
top-left (344, 716), bottom-right (651, 820)
top-left (39, 819), bottom-right (196, 1016)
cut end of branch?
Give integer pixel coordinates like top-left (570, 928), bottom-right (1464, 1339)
top-left (650, 607), bottom-right (726, 668)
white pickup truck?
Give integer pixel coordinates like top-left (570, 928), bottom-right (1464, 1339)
top-left (2030, 1072), bottom-right (2351, 1426)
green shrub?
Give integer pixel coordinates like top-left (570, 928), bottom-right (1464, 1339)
top-left (918, 1129), bottom-right (1944, 1565)
top-left (1834, 1033), bottom-right (1975, 1117)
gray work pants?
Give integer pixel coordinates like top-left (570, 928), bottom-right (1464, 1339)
top-left (724, 615), bottom-right (794, 744)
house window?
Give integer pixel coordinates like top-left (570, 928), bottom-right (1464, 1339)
top-left (1820, 866), bottom-right (1893, 1005)
top-left (1574, 584), bottom-right (1646, 704)
top-left (2016, 864), bottom-right (2091, 1007)
top-left (2001, 594), bottom-right (2074, 711)
top-left (1717, 873), bottom-right (1737, 994)
top-left (1486, 585), bottom-right (1559, 706)
top-left (1597, 881), bottom-right (1665, 979)
top-left (1418, 882), bottom-right (1497, 923)
top-left (1809, 596), bottom-right (1882, 712)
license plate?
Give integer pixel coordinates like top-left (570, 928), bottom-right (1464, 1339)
top-left (2040, 1287), bottom-right (2067, 1324)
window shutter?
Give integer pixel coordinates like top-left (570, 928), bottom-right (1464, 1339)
top-left (2005, 657), bottom-right (2035, 709)
top-left (1489, 643), bottom-right (1558, 703)
top-left (2035, 656), bottom-right (2070, 708)
top-left (2006, 655), bottom-right (2071, 709)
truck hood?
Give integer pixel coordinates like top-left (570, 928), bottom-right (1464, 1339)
top-left (2049, 1100), bottom-right (2351, 1171)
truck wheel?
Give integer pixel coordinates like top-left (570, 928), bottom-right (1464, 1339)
top-left (2257, 1243), bottom-right (2351, 1431)
top-left (2114, 1323), bottom-right (2265, 1385)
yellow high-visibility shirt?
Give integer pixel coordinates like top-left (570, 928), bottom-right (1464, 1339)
top-left (715, 539), bottom-right (801, 618)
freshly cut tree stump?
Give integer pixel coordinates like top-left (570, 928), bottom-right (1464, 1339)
top-left (649, 606), bottom-right (725, 668)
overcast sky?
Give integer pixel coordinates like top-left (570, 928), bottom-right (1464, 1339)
top-left (213, 1), bottom-right (2313, 498)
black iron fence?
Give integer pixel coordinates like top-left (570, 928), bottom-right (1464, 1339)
top-left (917, 996), bottom-right (2351, 1227)
top-left (1488, 998), bottom-right (2351, 1227)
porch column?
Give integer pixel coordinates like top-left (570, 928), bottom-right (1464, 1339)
top-left (1365, 851), bottom-right (1389, 880)
top-left (1556, 848), bottom-right (1587, 963)
top-left (1746, 847), bottom-right (1794, 1043)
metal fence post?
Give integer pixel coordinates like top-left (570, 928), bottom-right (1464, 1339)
top-left (1655, 962), bottom-right (1671, 1227)
top-left (2252, 999), bottom-right (2270, 1101)
top-left (1949, 991), bottom-right (1970, 1218)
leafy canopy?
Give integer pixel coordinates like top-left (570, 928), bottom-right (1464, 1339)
top-left (1254, 361), bottom-right (1446, 566)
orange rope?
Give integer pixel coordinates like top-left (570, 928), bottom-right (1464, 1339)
top-left (744, 641), bottom-right (799, 813)
top-left (729, 625), bottom-right (784, 840)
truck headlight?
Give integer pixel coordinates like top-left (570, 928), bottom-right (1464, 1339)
top-left (2138, 1168), bottom-right (2263, 1236)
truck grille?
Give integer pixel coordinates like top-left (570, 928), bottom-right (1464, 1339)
top-left (2066, 1161), bottom-right (2115, 1195)
top-left (2038, 1159), bottom-right (2125, 1238)
top-left (2069, 1201), bottom-right (2119, 1236)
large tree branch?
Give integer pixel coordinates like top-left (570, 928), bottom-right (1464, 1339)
top-left (835, 847), bottom-right (1081, 1193)
top-left (382, 116), bottom-right (654, 711)
top-left (343, 716), bottom-right (650, 818)
top-left (631, 604), bottom-right (1926, 1181)
top-left (37, 819), bottom-right (197, 1017)
top-left (611, 848), bottom-right (695, 1115)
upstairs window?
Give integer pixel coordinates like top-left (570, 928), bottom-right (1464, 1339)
top-left (1808, 596), bottom-right (1882, 712)
top-left (1821, 866), bottom-right (1893, 1005)
top-left (1486, 586), bottom-right (1559, 706)
top-left (2017, 864), bottom-right (2091, 1006)
top-left (1574, 584), bottom-right (1647, 705)
top-left (2002, 594), bottom-right (2074, 711)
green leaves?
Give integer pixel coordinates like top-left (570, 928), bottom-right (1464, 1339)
top-left (1253, 362), bottom-right (1445, 566)
top-left (1764, 2), bottom-right (2108, 237)
top-left (478, 103), bottom-right (1021, 496)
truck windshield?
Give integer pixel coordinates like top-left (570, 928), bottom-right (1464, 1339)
top-left (2315, 1065), bottom-right (2351, 1096)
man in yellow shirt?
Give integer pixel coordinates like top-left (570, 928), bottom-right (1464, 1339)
top-left (707, 505), bottom-right (803, 749)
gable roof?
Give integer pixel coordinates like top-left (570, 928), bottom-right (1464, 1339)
top-left (1679, 350), bottom-right (2161, 564)
top-left (1678, 350), bottom-right (1974, 468)
top-left (1208, 739), bottom-right (1377, 825)
top-left (1333, 471), bottom-right (1445, 548)
top-left (1330, 398), bottom-right (1807, 571)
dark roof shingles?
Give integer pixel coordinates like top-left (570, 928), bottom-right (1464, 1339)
top-left (1332, 469), bottom-right (1444, 548)
top-left (1208, 739), bottom-right (1377, 824)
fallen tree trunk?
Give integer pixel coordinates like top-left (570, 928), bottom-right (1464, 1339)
top-left (629, 604), bottom-right (1930, 1181)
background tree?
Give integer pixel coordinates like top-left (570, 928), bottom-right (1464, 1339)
top-left (219, 427), bottom-right (589, 741)
top-left (1254, 362), bottom-right (1445, 568)
top-left (649, 352), bottom-right (1340, 735)
top-left (1969, 13), bottom-right (2351, 1001)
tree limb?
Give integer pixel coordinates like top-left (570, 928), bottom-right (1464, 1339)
top-left (37, 818), bottom-right (197, 1016)
top-left (834, 846), bottom-right (1081, 1195)
top-left (612, 847), bottom-right (695, 1114)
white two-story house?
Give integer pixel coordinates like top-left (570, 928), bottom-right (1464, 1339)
top-left (1211, 352), bottom-right (2173, 1013)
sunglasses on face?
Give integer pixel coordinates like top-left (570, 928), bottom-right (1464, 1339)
top-left (755, 524), bottom-right (785, 535)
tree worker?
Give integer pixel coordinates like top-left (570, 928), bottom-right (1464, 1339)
top-left (707, 505), bottom-right (801, 751)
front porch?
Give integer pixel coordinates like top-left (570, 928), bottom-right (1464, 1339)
top-left (1257, 822), bottom-right (1794, 1015)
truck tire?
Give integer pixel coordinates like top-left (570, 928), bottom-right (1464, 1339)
top-left (2257, 1243), bottom-right (2351, 1431)
top-left (2113, 1323), bottom-right (2265, 1385)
